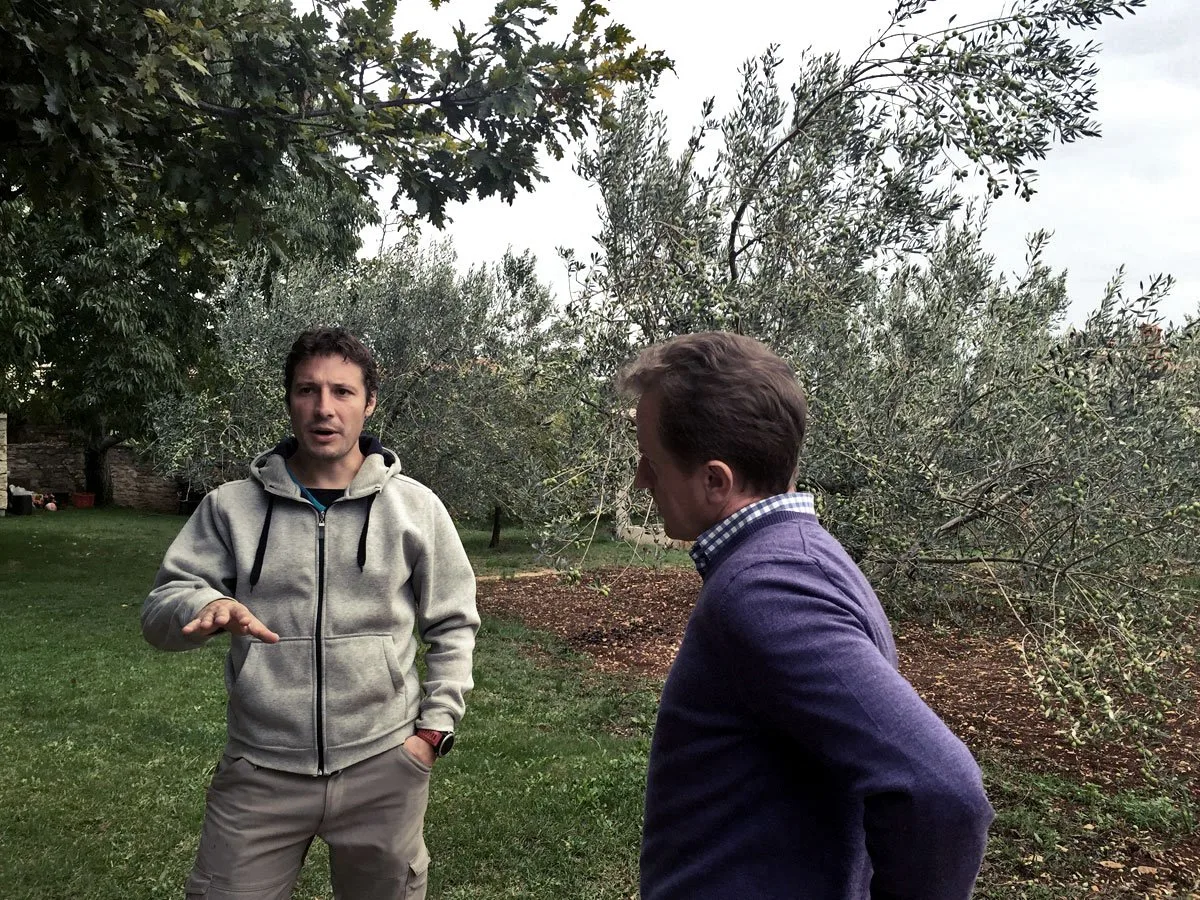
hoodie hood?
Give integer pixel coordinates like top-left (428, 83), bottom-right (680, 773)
top-left (245, 434), bottom-right (403, 588)
top-left (249, 434), bottom-right (401, 500)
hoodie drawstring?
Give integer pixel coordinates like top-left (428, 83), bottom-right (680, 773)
top-left (250, 489), bottom-right (377, 586)
top-left (249, 495), bottom-right (275, 590)
top-left (357, 493), bottom-right (376, 571)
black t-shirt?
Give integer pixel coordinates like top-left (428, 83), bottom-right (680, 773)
top-left (306, 488), bottom-right (344, 509)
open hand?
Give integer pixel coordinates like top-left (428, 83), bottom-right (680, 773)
top-left (183, 598), bottom-right (280, 643)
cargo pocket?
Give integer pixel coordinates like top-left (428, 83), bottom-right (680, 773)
top-left (227, 637), bottom-right (315, 751)
top-left (405, 845), bottom-right (430, 899)
top-left (184, 870), bottom-right (210, 899)
top-left (322, 633), bottom-right (406, 750)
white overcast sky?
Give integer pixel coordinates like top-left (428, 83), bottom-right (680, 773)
top-left (369, 0), bottom-right (1199, 326)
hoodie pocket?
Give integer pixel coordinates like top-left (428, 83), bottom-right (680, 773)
top-left (227, 637), bottom-right (316, 751)
top-left (322, 633), bottom-right (408, 750)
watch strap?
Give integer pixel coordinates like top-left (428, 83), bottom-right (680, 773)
top-left (414, 728), bottom-right (454, 757)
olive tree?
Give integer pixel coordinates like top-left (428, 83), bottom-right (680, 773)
top-left (822, 221), bottom-right (1198, 741)
top-left (556, 0), bottom-right (1200, 742)
top-left (146, 240), bottom-right (594, 549)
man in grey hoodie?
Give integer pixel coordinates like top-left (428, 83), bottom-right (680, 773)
top-left (142, 327), bottom-right (479, 900)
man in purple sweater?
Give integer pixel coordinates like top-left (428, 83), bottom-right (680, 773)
top-left (618, 332), bottom-right (993, 900)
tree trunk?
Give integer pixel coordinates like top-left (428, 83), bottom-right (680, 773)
top-left (84, 431), bottom-right (125, 506)
top-left (488, 504), bottom-right (503, 549)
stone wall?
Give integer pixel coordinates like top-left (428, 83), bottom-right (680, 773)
top-left (1, 413), bottom-right (7, 516)
top-left (110, 446), bottom-right (180, 513)
top-left (7, 428), bottom-right (181, 513)
top-left (7, 430), bottom-right (84, 495)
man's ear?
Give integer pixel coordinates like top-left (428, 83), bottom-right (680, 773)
top-left (365, 394), bottom-right (377, 417)
top-left (702, 460), bottom-right (736, 504)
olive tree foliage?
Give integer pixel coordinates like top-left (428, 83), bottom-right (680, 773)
top-left (566, 0), bottom-right (1148, 351)
top-left (824, 222), bottom-right (1199, 742)
top-left (145, 240), bottom-right (592, 543)
top-left (721, 0), bottom-right (1148, 283)
top-left (556, 0), bottom-right (1200, 741)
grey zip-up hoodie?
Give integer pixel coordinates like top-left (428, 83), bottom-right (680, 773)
top-left (142, 436), bottom-right (479, 775)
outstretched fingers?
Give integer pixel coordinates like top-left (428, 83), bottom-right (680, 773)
top-left (239, 613), bottom-right (280, 644)
top-left (182, 599), bottom-right (278, 643)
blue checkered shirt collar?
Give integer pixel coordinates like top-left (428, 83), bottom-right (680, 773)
top-left (690, 491), bottom-right (816, 577)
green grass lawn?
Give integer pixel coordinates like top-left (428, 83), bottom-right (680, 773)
top-left (0, 507), bottom-right (656, 899)
top-left (1, 507), bottom-right (1195, 897)
top-left (458, 522), bottom-right (691, 576)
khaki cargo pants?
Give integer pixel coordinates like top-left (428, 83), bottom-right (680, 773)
top-left (185, 744), bottom-right (431, 900)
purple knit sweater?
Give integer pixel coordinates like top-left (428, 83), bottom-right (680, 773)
top-left (640, 509), bottom-right (993, 899)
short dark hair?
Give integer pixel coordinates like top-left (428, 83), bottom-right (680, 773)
top-left (617, 332), bottom-right (807, 495)
top-left (284, 327), bottom-right (380, 402)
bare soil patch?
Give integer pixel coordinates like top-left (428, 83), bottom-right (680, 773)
top-left (478, 565), bottom-right (1200, 896)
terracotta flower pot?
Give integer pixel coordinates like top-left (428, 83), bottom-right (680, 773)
top-left (70, 492), bottom-right (96, 509)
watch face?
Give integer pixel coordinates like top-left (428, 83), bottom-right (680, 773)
top-left (438, 732), bottom-right (455, 756)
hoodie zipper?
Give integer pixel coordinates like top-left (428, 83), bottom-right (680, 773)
top-left (315, 507), bottom-right (327, 774)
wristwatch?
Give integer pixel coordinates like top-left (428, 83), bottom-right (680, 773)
top-left (414, 728), bottom-right (455, 757)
